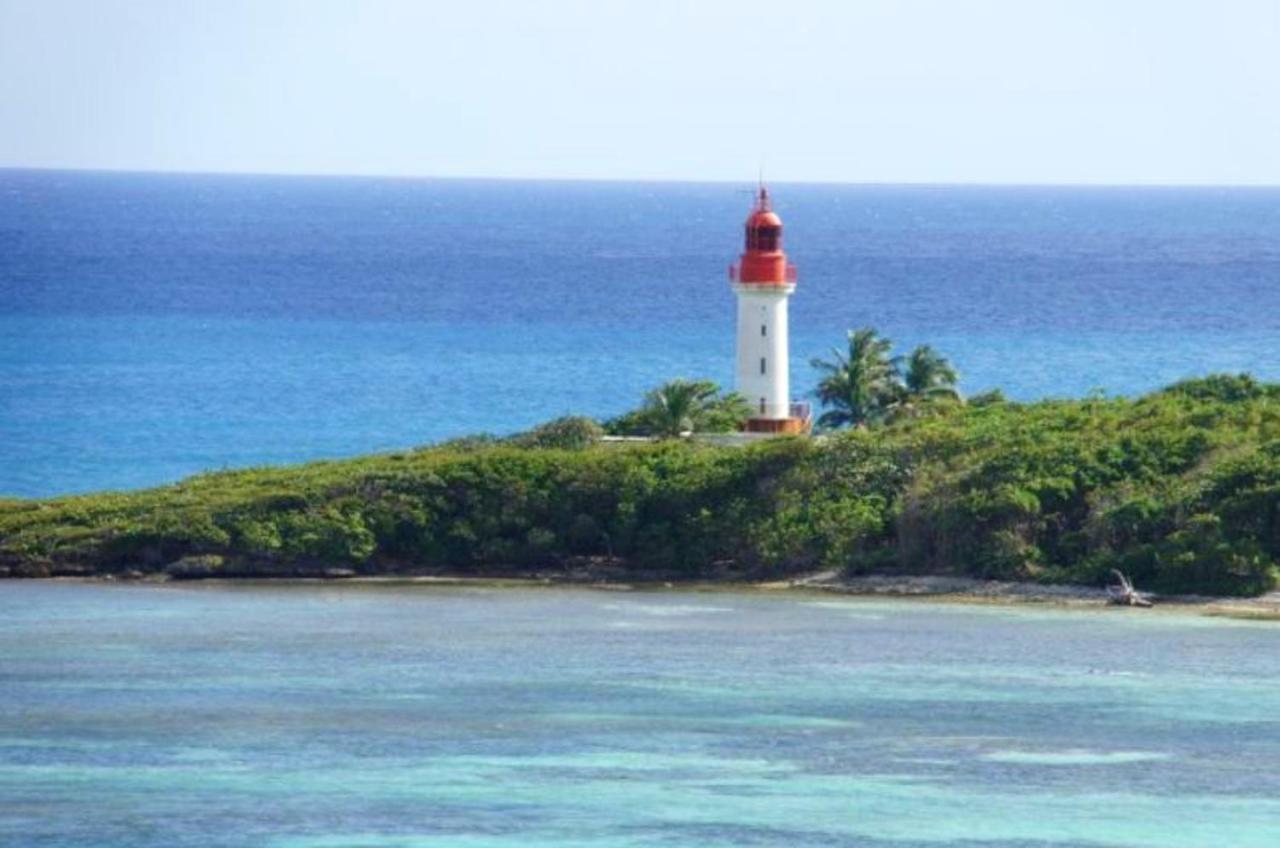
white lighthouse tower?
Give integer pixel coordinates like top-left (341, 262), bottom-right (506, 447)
top-left (729, 186), bottom-right (808, 434)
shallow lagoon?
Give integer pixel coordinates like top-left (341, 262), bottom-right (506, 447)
top-left (1, 582), bottom-right (1278, 847)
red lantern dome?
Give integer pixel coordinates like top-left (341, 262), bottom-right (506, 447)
top-left (730, 187), bottom-right (798, 286)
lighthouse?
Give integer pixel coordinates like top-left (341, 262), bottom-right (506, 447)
top-left (729, 186), bottom-right (809, 434)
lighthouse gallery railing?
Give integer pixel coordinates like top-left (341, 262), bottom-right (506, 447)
top-left (727, 263), bottom-right (798, 284)
top-left (750, 400), bottom-right (812, 421)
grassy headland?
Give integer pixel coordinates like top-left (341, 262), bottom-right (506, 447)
top-left (4, 375), bottom-right (1280, 597)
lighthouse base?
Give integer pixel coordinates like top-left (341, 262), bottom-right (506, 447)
top-left (743, 416), bottom-right (809, 435)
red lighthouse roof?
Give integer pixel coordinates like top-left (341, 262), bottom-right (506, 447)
top-left (744, 188), bottom-right (783, 230)
top-left (730, 186), bottom-right (797, 286)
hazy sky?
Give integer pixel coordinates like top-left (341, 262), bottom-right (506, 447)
top-left (2, 0), bottom-right (1278, 184)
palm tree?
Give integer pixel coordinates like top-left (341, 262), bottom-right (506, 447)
top-left (901, 344), bottom-right (961, 403)
top-left (640, 379), bottom-right (748, 438)
top-left (881, 344), bottom-right (962, 423)
top-left (809, 328), bottom-right (899, 429)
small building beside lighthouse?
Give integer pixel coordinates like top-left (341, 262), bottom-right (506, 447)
top-left (729, 187), bottom-right (810, 434)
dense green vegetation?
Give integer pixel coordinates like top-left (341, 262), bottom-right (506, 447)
top-left (4, 374), bottom-right (1280, 597)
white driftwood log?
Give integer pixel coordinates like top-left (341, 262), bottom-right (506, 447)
top-left (1107, 569), bottom-right (1154, 607)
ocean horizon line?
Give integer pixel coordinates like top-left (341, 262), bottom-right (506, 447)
top-left (5, 163), bottom-right (1280, 191)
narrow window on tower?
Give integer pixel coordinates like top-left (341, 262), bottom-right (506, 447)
top-left (760, 357), bottom-right (767, 375)
top-left (761, 324), bottom-right (767, 337)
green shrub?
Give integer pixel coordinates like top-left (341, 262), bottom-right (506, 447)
top-left (508, 416), bottom-right (604, 450)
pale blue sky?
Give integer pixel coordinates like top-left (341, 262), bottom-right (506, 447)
top-left (2, 0), bottom-right (1278, 184)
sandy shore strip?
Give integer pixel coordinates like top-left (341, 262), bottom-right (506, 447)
top-left (769, 571), bottom-right (1280, 620)
top-left (58, 568), bottom-right (1280, 620)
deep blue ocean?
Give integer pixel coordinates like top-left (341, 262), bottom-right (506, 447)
top-left (3, 169), bottom-right (1280, 497)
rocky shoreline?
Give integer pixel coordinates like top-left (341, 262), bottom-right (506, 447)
top-left (27, 563), bottom-right (1280, 621)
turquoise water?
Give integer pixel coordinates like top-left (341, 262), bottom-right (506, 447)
top-left (4, 171), bottom-right (1280, 496)
top-left (2, 583), bottom-right (1278, 846)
